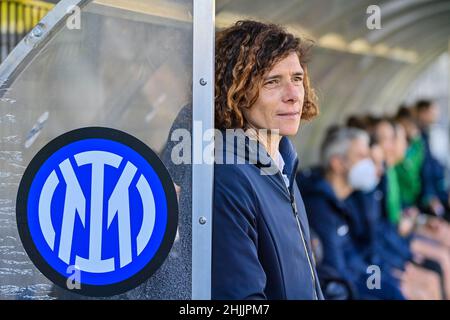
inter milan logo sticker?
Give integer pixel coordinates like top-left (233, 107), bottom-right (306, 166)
top-left (16, 127), bottom-right (178, 296)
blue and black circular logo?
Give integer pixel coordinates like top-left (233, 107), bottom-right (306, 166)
top-left (16, 127), bottom-right (178, 296)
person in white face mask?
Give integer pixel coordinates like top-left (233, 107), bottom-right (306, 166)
top-left (348, 157), bottom-right (379, 192)
top-left (298, 127), bottom-right (410, 299)
top-left (299, 126), bottom-right (445, 299)
top-left (322, 127), bottom-right (379, 196)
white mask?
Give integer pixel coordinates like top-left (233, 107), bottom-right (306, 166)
top-left (348, 158), bottom-right (379, 192)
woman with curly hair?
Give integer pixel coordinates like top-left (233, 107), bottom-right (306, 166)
top-left (212, 20), bottom-right (323, 299)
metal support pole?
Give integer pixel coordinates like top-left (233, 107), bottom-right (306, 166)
top-left (192, 0), bottom-right (215, 300)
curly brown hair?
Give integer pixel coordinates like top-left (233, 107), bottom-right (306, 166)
top-left (215, 20), bottom-right (319, 130)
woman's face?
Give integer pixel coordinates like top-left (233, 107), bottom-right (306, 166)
top-left (242, 52), bottom-right (305, 136)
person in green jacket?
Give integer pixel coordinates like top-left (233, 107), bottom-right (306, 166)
top-left (374, 118), bottom-right (406, 225)
top-left (394, 106), bottom-right (425, 208)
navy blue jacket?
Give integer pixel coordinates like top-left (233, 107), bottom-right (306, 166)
top-left (420, 130), bottom-right (448, 206)
top-left (297, 168), bottom-right (405, 300)
top-left (375, 174), bottom-right (414, 263)
top-left (212, 132), bottom-right (323, 300)
top-left (297, 168), bottom-right (367, 284)
top-left (347, 189), bottom-right (411, 271)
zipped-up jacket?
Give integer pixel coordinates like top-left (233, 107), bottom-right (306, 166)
top-left (212, 131), bottom-right (323, 300)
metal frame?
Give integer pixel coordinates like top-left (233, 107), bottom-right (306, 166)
top-left (0, 0), bottom-right (216, 300)
top-left (0, 0), bottom-right (90, 94)
top-left (192, 0), bottom-right (215, 300)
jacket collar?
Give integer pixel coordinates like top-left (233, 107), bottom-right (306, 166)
top-left (216, 129), bottom-right (299, 188)
top-left (279, 135), bottom-right (299, 189)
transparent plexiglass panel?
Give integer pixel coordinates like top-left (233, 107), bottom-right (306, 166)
top-left (0, 0), bottom-right (193, 299)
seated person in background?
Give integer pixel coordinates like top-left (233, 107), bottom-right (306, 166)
top-left (298, 127), bottom-right (426, 299)
top-left (395, 106), bottom-right (450, 248)
top-left (414, 100), bottom-right (449, 218)
top-left (351, 132), bottom-right (446, 299)
top-left (348, 112), bottom-right (450, 249)
top-left (373, 117), bottom-right (450, 299)
top-left (347, 115), bottom-right (422, 271)
top-left (346, 140), bottom-right (412, 272)
top-left (309, 229), bottom-right (356, 300)
top-left (394, 106), bottom-right (424, 210)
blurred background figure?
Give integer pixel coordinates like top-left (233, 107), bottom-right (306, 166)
top-left (298, 126), bottom-right (444, 299)
top-left (415, 100), bottom-right (450, 219)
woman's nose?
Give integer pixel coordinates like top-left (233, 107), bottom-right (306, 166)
top-left (283, 82), bottom-right (300, 103)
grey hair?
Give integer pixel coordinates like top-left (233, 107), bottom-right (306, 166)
top-left (320, 127), bottom-right (369, 169)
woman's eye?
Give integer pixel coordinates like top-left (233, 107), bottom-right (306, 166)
top-left (265, 79), bottom-right (278, 86)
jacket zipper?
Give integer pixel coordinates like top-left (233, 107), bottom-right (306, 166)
top-left (278, 172), bottom-right (318, 300)
top-left (290, 192), bottom-right (319, 300)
